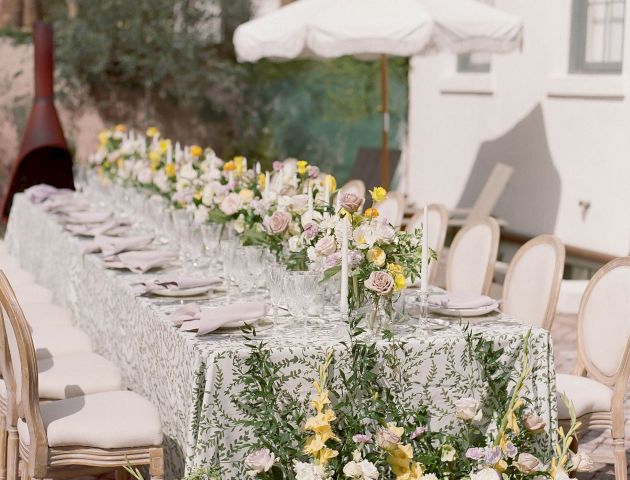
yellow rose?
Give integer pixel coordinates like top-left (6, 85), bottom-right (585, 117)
top-left (159, 139), bottom-right (170, 154)
top-left (233, 156), bottom-right (246, 173)
top-left (325, 174), bottom-right (336, 192)
top-left (193, 191), bottom-right (202, 202)
top-left (387, 263), bottom-right (404, 276)
top-left (394, 274), bottom-right (406, 292)
top-left (364, 207), bottom-right (379, 219)
top-left (367, 246), bottom-right (386, 266)
top-left (239, 188), bottom-right (254, 204)
top-left (370, 186), bottom-right (387, 203)
top-left (223, 161), bottom-right (236, 172)
top-left (146, 126), bottom-right (159, 138)
top-left (297, 160), bottom-right (308, 175)
top-left (114, 124), bottom-right (126, 132)
top-left (98, 130), bottom-right (110, 147)
top-left (190, 145), bottom-right (203, 157)
top-left (258, 173), bottom-right (266, 188)
top-left (165, 163), bottom-right (176, 178)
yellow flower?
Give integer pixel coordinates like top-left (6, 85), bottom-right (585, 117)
top-left (98, 130), bottom-right (111, 147)
top-left (114, 124), bottom-right (126, 132)
top-left (304, 435), bottom-right (325, 455)
top-left (233, 156), bottom-right (246, 173)
top-left (258, 173), bottom-right (266, 188)
top-left (311, 390), bottom-right (330, 412)
top-left (364, 207), bottom-right (379, 219)
top-left (394, 274), bottom-right (406, 292)
top-left (387, 263), bottom-right (404, 276)
top-left (165, 163), bottom-right (176, 178)
top-left (193, 191), bottom-right (202, 202)
top-left (325, 174), bottom-right (336, 192)
top-left (496, 460), bottom-right (508, 473)
top-left (296, 160), bottom-right (308, 175)
top-left (223, 161), bottom-right (236, 172)
top-left (146, 126), bottom-right (159, 138)
top-left (149, 150), bottom-right (161, 163)
top-left (190, 145), bottom-right (203, 157)
top-left (159, 139), bottom-right (171, 154)
top-left (116, 157), bottom-right (124, 169)
top-left (366, 246), bottom-right (386, 266)
top-left (370, 186), bottom-right (387, 203)
top-left (239, 188), bottom-right (254, 204)
top-left (317, 447), bottom-right (338, 465)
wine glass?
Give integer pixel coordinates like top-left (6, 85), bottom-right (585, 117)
top-left (200, 223), bottom-right (222, 267)
top-left (220, 239), bottom-right (238, 302)
top-left (244, 246), bottom-right (266, 292)
top-left (267, 263), bottom-right (286, 324)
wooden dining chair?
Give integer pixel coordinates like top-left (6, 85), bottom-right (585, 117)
top-left (556, 257), bottom-right (630, 480)
top-left (0, 272), bottom-right (164, 480)
top-left (340, 179), bottom-right (366, 200)
top-left (502, 235), bottom-right (565, 330)
top-left (375, 191), bottom-right (406, 228)
top-left (446, 217), bottom-right (500, 295)
top-left (406, 204), bottom-right (448, 285)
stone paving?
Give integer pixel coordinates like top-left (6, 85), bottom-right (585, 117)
top-left (552, 314), bottom-right (628, 479)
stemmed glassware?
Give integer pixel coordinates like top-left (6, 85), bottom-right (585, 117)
top-left (267, 263), bottom-right (286, 324)
top-left (220, 239), bottom-right (238, 302)
top-left (200, 223), bottom-right (222, 268)
top-left (148, 195), bottom-right (171, 244)
top-left (284, 271), bottom-right (320, 330)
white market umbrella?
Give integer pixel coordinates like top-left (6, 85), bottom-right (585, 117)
top-left (234, 0), bottom-right (523, 187)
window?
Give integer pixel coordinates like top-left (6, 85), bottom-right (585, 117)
top-left (457, 52), bottom-right (492, 73)
top-left (570, 0), bottom-right (626, 73)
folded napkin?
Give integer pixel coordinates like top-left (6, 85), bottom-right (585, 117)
top-left (85, 234), bottom-right (154, 256)
top-left (428, 292), bottom-right (497, 309)
top-left (25, 184), bottom-right (74, 203)
top-left (65, 219), bottom-right (131, 237)
top-left (64, 210), bottom-right (112, 224)
top-left (135, 275), bottom-right (221, 295)
top-left (178, 302), bottom-right (268, 335)
top-left (43, 196), bottom-right (90, 214)
top-left (103, 250), bottom-right (178, 273)
top-left (168, 304), bottom-right (202, 325)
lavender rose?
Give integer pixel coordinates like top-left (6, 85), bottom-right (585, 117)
top-left (303, 222), bottom-right (320, 241)
top-left (409, 426), bottom-right (427, 440)
top-left (264, 211), bottom-right (291, 235)
top-left (466, 447), bottom-right (486, 461)
top-left (314, 235), bottom-right (337, 257)
top-left (364, 271), bottom-right (394, 296)
top-left (524, 415), bottom-right (546, 433)
top-left (340, 192), bottom-right (364, 213)
top-left (352, 433), bottom-right (372, 444)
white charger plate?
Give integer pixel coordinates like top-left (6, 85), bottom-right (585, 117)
top-left (152, 285), bottom-right (214, 297)
top-left (429, 302), bottom-right (500, 318)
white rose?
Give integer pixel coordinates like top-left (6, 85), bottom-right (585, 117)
top-left (288, 235), bottom-right (305, 253)
top-left (455, 397), bottom-right (482, 421)
top-left (470, 467), bottom-right (501, 480)
top-left (290, 194), bottom-right (309, 213)
top-left (136, 167), bottom-right (152, 185)
top-left (153, 170), bottom-right (171, 193)
top-left (239, 188), bottom-right (255, 204)
top-left (314, 235), bottom-right (337, 257)
top-left (201, 184), bottom-right (214, 207)
top-left (420, 475), bottom-right (439, 480)
top-left (245, 448), bottom-right (275, 474)
top-left (278, 195), bottom-right (294, 209)
top-left (342, 460), bottom-right (378, 479)
top-left (293, 461), bottom-right (325, 480)
top-left (515, 453), bottom-right (541, 473)
top-left (176, 178), bottom-right (191, 193)
top-left (179, 162), bottom-right (198, 181)
top-left (193, 205), bottom-right (209, 225)
top-left (220, 192), bottom-right (242, 216)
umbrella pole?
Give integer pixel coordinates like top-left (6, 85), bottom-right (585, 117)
top-left (380, 54), bottom-right (389, 188)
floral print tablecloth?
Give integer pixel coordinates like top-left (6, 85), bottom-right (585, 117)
top-left (5, 194), bottom-right (557, 479)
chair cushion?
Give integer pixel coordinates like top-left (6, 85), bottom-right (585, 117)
top-left (556, 373), bottom-right (613, 419)
top-left (13, 284), bottom-right (54, 304)
top-left (22, 303), bottom-right (73, 328)
top-left (2, 267), bottom-right (34, 286)
top-left (38, 353), bottom-right (122, 400)
top-left (32, 327), bottom-right (92, 359)
top-left (18, 391), bottom-right (163, 449)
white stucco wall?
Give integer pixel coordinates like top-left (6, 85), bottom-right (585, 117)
top-left (407, 0), bottom-right (630, 256)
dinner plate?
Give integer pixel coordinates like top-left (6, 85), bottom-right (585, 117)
top-left (151, 285), bottom-right (214, 297)
top-left (429, 302), bottom-right (499, 318)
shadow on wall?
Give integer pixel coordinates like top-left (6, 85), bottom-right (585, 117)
top-left (456, 103), bottom-right (561, 236)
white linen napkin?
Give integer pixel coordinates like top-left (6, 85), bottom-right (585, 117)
top-left (65, 219), bottom-right (131, 237)
top-left (25, 184), bottom-right (74, 203)
top-left (178, 302), bottom-right (268, 335)
top-left (168, 304), bottom-right (202, 325)
top-left (85, 235), bottom-right (154, 256)
top-left (42, 196), bottom-right (90, 214)
top-left (134, 275), bottom-right (221, 295)
top-left (428, 292), bottom-right (497, 309)
top-left (64, 210), bottom-right (112, 224)
top-left (103, 250), bottom-right (178, 273)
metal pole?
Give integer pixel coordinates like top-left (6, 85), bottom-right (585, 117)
top-left (380, 54), bottom-right (389, 188)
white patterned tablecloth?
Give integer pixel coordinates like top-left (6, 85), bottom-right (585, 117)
top-left (5, 194), bottom-right (557, 479)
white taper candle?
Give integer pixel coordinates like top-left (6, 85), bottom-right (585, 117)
top-left (421, 205), bottom-right (429, 292)
top-left (340, 217), bottom-right (349, 315)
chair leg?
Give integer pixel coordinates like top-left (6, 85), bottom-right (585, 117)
top-left (5, 428), bottom-right (17, 480)
top-left (613, 437), bottom-right (627, 480)
top-left (0, 415), bottom-right (7, 480)
top-left (148, 448), bottom-right (164, 480)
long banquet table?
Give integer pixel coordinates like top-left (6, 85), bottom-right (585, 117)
top-left (6, 193), bottom-right (557, 479)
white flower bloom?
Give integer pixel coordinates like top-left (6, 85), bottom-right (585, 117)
top-left (554, 469), bottom-right (570, 480)
top-left (201, 184), bottom-right (215, 207)
top-left (470, 467), bottom-right (501, 480)
top-left (179, 162), bottom-right (198, 181)
top-left (288, 235), bottom-right (305, 253)
top-left (176, 178), bottom-right (191, 193)
top-left (420, 475), bottom-right (439, 480)
top-left (233, 213), bottom-right (245, 234)
top-left (219, 193), bottom-right (242, 216)
top-left (342, 459), bottom-right (378, 479)
top-left (153, 170), bottom-right (171, 193)
top-left (245, 448), bottom-right (275, 474)
top-left (571, 452), bottom-right (594, 472)
top-left (293, 461), bottom-right (326, 480)
top-left (136, 167), bottom-right (152, 185)
top-left (455, 397), bottom-right (482, 422)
